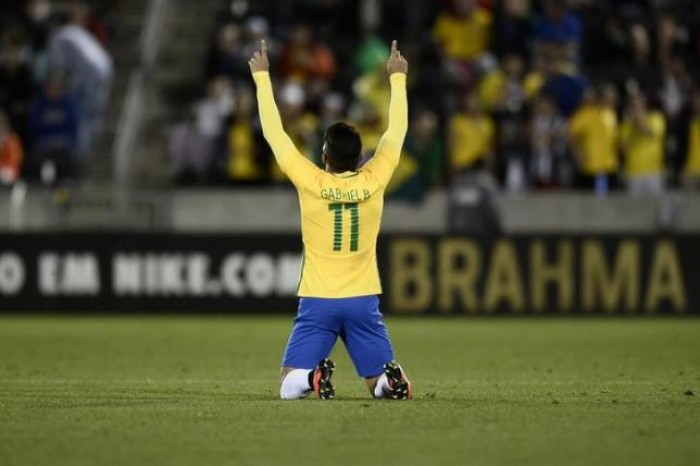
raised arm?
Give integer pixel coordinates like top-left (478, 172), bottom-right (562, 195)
top-left (364, 40), bottom-right (409, 186)
top-left (249, 40), bottom-right (317, 183)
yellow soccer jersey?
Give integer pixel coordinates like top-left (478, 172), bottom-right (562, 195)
top-left (620, 111), bottom-right (666, 177)
top-left (684, 118), bottom-right (700, 175)
top-left (253, 71), bottom-right (407, 298)
top-left (569, 104), bottom-right (618, 175)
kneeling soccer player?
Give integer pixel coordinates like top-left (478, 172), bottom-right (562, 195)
top-left (249, 39), bottom-right (412, 400)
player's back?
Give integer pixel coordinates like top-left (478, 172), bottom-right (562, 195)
top-left (251, 64), bottom-right (407, 299)
top-left (296, 168), bottom-right (386, 298)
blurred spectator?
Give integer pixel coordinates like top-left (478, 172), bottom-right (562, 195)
top-left (314, 92), bottom-right (346, 156)
top-left (433, 0), bottom-right (493, 88)
top-left (170, 78), bottom-right (235, 184)
top-left (272, 81), bottom-right (318, 180)
top-left (21, 0), bottom-right (54, 83)
top-left (317, 92), bottom-right (345, 133)
top-left (353, 61), bottom-right (391, 134)
top-left (620, 93), bottom-right (666, 195)
top-left (0, 39), bottom-right (34, 146)
top-left (28, 75), bottom-right (78, 180)
top-left (49, 9), bottom-right (113, 162)
top-left (480, 54), bottom-right (528, 191)
top-left (226, 87), bottom-right (263, 183)
top-left (620, 24), bottom-right (661, 97)
top-left (350, 100), bottom-right (384, 160)
top-left (540, 55), bottom-right (588, 117)
top-left (354, 36), bottom-right (389, 75)
top-left (389, 110), bottom-right (444, 203)
top-left (656, 12), bottom-right (690, 68)
top-left (278, 24), bottom-right (336, 84)
top-left (205, 22), bottom-right (248, 82)
top-left (448, 91), bottom-right (495, 176)
top-left (569, 85), bottom-right (619, 193)
top-left (23, 0), bottom-right (54, 52)
top-left (169, 111), bottom-right (210, 184)
top-left (534, 0), bottom-right (583, 62)
top-left (0, 111), bottom-right (24, 185)
top-left (69, 0), bottom-right (110, 46)
top-left (679, 89), bottom-right (700, 189)
top-left (523, 52), bottom-right (546, 100)
top-left (494, 0), bottom-right (531, 59)
top-left (200, 77), bottom-right (235, 176)
top-left (479, 54), bottom-right (526, 113)
top-left (659, 57), bottom-right (693, 122)
top-left (530, 93), bottom-right (570, 189)
top-left (434, 0), bottom-right (492, 62)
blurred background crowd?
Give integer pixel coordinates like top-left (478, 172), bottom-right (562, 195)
top-left (170, 0), bottom-right (700, 202)
top-left (0, 0), bottom-right (113, 188)
top-left (2, 0), bottom-right (700, 204)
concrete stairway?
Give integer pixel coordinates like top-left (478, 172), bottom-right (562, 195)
top-left (13, 0), bottom-right (226, 229)
top-left (131, 0), bottom-right (223, 186)
top-left (80, 0), bottom-right (148, 185)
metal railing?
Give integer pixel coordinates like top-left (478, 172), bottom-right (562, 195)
top-left (112, 0), bottom-right (169, 192)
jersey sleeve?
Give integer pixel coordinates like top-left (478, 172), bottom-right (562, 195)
top-left (252, 71), bottom-right (319, 189)
top-left (362, 73), bottom-right (408, 188)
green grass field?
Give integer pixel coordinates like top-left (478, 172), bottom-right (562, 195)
top-left (0, 317), bottom-right (698, 466)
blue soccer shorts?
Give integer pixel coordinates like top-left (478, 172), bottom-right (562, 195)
top-left (281, 295), bottom-right (395, 378)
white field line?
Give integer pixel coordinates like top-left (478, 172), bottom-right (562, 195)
top-left (0, 379), bottom-right (676, 385)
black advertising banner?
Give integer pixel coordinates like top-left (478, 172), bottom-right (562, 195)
top-left (0, 233), bottom-right (303, 313)
top-left (385, 236), bottom-right (698, 315)
top-left (0, 233), bottom-right (698, 315)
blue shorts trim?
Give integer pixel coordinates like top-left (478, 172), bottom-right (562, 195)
top-left (281, 295), bottom-right (395, 378)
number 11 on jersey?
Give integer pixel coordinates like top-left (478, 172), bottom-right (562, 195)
top-left (329, 203), bottom-right (359, 252)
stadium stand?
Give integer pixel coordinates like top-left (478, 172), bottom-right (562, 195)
top-left (0, 0), bottom-right (118, 186)
top-left (167, 0), bottom-right (700, 200)
top-left (1, 0), bottom-right (699, 232)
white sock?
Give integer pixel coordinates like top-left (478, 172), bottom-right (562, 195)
top-left (280, 369), bottom-right (312, 400)
top-left (373, 373), bottom-right (390, 399)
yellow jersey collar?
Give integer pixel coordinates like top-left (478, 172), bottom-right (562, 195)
top-left (331, 171), bottom-right (359, 178)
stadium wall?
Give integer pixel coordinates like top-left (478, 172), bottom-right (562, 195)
top-left (0, 233), bottom-right (697, 315)
top-left (2, 190), bottom-right (700, 232)
top-left (169, 191), bottom-right (700, 233)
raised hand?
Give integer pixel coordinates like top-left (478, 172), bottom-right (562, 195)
top-left (249, 39), bottom-right (270, 74)
top-left (387, 40), bottom-right (408, 75)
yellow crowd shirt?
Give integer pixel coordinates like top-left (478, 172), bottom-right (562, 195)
top-left (478, 70), bottom-right (506, 111)
top-left (227, 122), bottom-right (260, 181)
top-left (620, 111), bottom-right (666, 177)
top-left (524, 72), bottom-right (544, 100)
top-left (253, 71), bottom-right (407, 298)
top-left (448, 114), bottom-right (494, 170)
top-left (433, 9), bottom-right (492, 61)
top-left (684, 117), bottom-right (700, 175)
top-left (354, 70), bottom-right (391, 131)
top-left (569, 105), bottom-right (618, 175)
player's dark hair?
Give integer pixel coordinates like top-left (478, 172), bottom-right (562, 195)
top-left (323, 122), bottom-right (362, 172)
